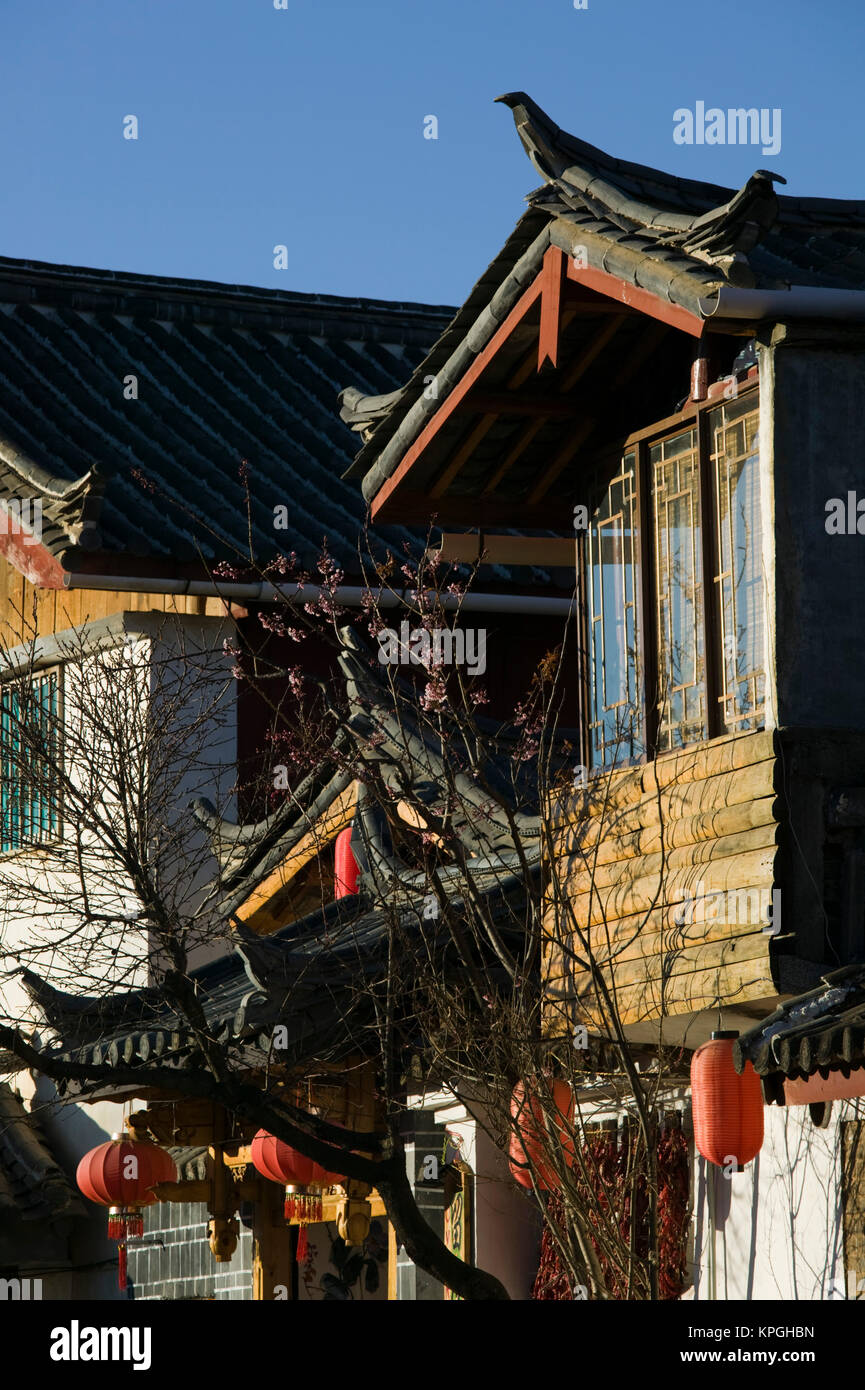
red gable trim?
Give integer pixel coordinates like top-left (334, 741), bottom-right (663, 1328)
top-left (369, 248), bottom-right (704, 520)
top-left (537, 246), bottom-right (565, 371)
top-left (370, 273), bottom-right (545, 521)
top-left (0, 529), bottom-right (68, 588)
top-left (565, 257), bottom-right (704, 338)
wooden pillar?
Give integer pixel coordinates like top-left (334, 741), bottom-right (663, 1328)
top-left (252, 1178), bottom-right (295, 1301)
top-left (207, 1107), bottom-right (239, 1263)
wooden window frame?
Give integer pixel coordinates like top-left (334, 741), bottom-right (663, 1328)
top-left (580, 384), bottom-right (760, 774)
top-left (0, 664), bottom-right (63, 855)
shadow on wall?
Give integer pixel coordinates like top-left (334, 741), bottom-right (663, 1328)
top-left (31, 1075), bottom-right (128, 1299)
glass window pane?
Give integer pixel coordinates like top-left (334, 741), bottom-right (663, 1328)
top-left (651, 428), bottom-right (706, 750)
top-left (0, 668), bottom-right (61, 853)
top-left (710, 398), bottom-right (765, 732)
top-left (585, 452), bottom-right (643, 768)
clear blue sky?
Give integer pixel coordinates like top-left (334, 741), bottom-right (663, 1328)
top-left (1, 0), bottom-right (860, 308)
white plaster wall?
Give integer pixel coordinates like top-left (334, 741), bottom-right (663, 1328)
top-left (690, 1102), bottom-right (845, 1301)
top-left (0, 611), bottom-right (238, 1296)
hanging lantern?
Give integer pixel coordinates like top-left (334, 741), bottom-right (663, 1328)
top-left (691, 1031), bottom-right (764, 1170)
top-left (76, 1133), bottom-right (177, 1289)
top-left (334, 827), bottom-right (360, 899)
top-left (251, 1129), bottom-right (345, 1261)
top-left (508, 1079), bottom-right (575, 1192)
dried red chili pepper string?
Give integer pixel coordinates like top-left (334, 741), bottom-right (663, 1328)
top-left (530, 1119), bottom-right (690, 1300)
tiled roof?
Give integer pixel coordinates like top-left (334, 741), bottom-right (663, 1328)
top-left (346, 93), bottom-right (865, 504)
top-left (0, 1082), bottom-right (84, 1220)
top-left (19, 632), bottom-right (543, 1084)
top-left (194, 627), bottom-right (543, 919)
top-left (734, 963), bottom-right (865, 1082)
top-left (0, 255), bottom-right (453, 574)
top-left (23, 883), bottom-right (529, 1084)
top-left (499, 92), bottom-right (865, 299)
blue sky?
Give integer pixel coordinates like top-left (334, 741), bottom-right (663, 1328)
top-left (1, 0), bottom-right (860, 307)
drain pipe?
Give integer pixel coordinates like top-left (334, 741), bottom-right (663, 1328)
top-left (699, 285), bottom-right (865, 323)
top-left (61, 571), bottom-right (576, 617)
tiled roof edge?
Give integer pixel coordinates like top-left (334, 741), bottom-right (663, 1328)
top-left (0, 254), bottom-right (456, 342)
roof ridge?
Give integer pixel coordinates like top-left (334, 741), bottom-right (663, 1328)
top-left (0, 253), bottom-right (456, 336)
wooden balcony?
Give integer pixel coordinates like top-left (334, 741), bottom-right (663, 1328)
top-left (543, 727), bottom-right (865, 1047)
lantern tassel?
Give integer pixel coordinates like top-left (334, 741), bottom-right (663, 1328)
top-left (118, 1241), bottom-right (127, 1292)
top-left (296, 1225), bottom-right (308, 1264)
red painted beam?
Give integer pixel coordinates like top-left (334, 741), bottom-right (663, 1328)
top-left (0, 528), bottom-right (68, 588)
top-left (537, 245), bottom-right (565, 372)
top-left (565, 257), bottom-right (704, 338)
top-left (782, 1067), bottom-right (865, 1106)
top-left (370, 274), bottom-right (544, 521)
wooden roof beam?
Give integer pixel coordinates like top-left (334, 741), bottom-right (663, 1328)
top-left (370, 274), bottom-right (544, 520)
top-left (527, 417), bottom-right (597, 505)
top-left (389, 492), bottom-right (563, 526)
top-left (454, 392), bottom-right (582, 418)
top-left (481, 316), bottom-right (626, 498)
top-left (429, 414), bottom-right (500, 499)
top-left (565, 256), bottom-right (705, 338)
top-left (481, 418), bottom-right (547, 497)
top-left (528, 319), bottom-right (671, 504)
top-left (538, 245), bottom-right (566, 372)
top-left (434, 534), bottom-right (578, 568)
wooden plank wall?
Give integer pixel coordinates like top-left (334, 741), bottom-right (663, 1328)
top-left (543, 728), bottom-right (780, 1032)
top-left (0, 555), bottom-right (219, 650)
top-left (841, 1120), bottom-right (865, 1299)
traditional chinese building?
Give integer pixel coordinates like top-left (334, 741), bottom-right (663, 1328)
top-left (342, 91), bottom-right (865, 1299)
top-left (0, 250), bottom-right (565, 1298)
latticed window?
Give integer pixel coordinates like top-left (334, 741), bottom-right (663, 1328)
top-left (1, 668), bottom-right (62, 852)
top-left (710, 399), bottom-right (765, 733)
top-left (651, 428), bottom-right (706, 751)
top-left (585, 452), bottom-right (643, 766)
top-left (581, 388), bottom-right (765, 771)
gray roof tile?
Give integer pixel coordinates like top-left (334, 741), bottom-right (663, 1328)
top-left (0, 256), bottom-right (454, 574)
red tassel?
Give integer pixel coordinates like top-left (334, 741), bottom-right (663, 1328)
top-left (108, 1208), bottom-right (144, 1241)
top-left (118, 1241), bottom-right (127, 1292)
top-left (296, 1225), bottom-right (308, 1264)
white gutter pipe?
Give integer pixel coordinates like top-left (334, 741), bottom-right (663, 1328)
top-left (699, 285), bottom-right (865, 322)
top-left (61, 571), bottom-right (576, 617)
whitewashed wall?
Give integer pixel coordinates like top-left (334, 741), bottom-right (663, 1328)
top-left (0, 610), bottom-right (237, 1297)
top-left (688, 1101), bottom-right (849, 1301)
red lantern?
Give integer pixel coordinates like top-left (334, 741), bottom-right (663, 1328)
top-left (251, 1129), bottom-right (345, 1261)
top-left (76, 1133), bottom-right (176, 1289)
top-left (508, 1079), bottom-right (575, 1192)
top-left (334, 828), bottom-right (359, 899)
top-left (691, 1031), bottom-right (764, 1169)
